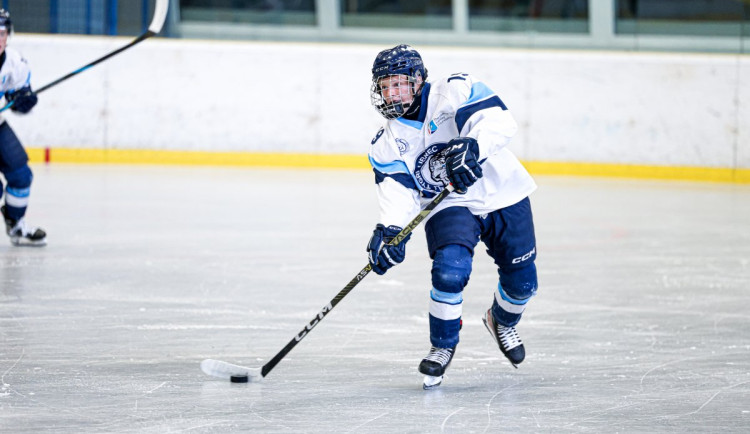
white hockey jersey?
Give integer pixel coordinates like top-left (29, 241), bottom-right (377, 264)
top-left (368, 73), bottom-right (537, 228)
top-left (0, 47), bottom-right (32, 122)
top-left (0, 47), bottom-right (32, 94)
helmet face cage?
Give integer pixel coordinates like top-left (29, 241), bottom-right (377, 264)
top-left (370, 45), bottom-right (427, 120)
top-left (0, 9), bottom-right (11, 34)
top-left (370, 74), bottom-right (422, 120)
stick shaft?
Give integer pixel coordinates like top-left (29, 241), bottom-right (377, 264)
top-left (34, 32), bottom-right (153, 95)
top-left (0, 0), bottom-right (169, 112)
top-left (260, 185), bottom-right (454, 377)
top-left (0, 32), bottom-right (152, 113)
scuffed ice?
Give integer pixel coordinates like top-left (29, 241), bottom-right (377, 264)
top-left (1, 166), bottom-right (749, 432)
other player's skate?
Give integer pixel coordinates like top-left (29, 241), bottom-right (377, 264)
top-left (482, 308), bottom-right (524, 368)
top-left (418, 345), bottom-right (455, 390)
top-left (2, 205), bottom-right (46, 247)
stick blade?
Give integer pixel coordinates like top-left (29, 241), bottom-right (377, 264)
top-left (148, 0), bottom-right (170, 34)
top-left (201, 359), bottom-right (263, 382)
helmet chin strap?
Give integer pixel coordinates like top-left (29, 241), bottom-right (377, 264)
top-left (403, 82), bottom-right (424, 118)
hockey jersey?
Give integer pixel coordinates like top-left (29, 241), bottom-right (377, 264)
top-left (368, 73), bottom-right (537, 227)
top-left (0, 47), bottom-right (32, 122)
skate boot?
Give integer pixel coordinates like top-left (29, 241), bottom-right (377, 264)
top-left (483, 308), bottom-right (524, 368)
top-left (418, 345), bottom-right (456, 390)
top-left (1, 206), bottom-right (47, 247)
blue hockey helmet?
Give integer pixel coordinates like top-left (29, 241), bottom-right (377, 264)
top-left (370, 44), bottom-right (428, 119)
top-left (0, 9), bottom-right (11, 33)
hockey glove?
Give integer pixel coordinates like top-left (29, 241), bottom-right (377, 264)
top-left (367, 224), bottom-right (412, 275)
top-left (5, 86), bottom-right (38, 114)
top-left (444, 137), bottom-right (482, 194)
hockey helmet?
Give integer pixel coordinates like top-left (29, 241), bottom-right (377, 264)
top-left (370, 44), bottom-right (428, 119)
top-left (0, 9), bottom-right (11, 33)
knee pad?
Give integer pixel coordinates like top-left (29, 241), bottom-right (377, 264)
top-left (5, 165), bottom-right (33, 189)
top-left (498, 262), bottom-right (538, 302)
top-left (431, 244), bottom-right (473, 294)
top-left (3, 166), bottom-right (33, 209)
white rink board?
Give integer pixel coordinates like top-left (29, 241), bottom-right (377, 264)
top-left (7, 35), bottom-right (749, 169)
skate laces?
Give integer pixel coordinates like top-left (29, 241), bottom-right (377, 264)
top-left (425, 346), bottom-right (454, 366)
top-left (497, 325), bottom-right (522, 351)
top-left (8, 218), bottom-right (44, 240)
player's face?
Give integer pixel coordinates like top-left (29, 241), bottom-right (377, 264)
top-left (378, 75), bottom-right (414, 106)
top-left (0, 29), bottom-right (7, 53)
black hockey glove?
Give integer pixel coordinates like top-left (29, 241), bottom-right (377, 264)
top-left (444, 137), bottom-right (482, 194)
top-left (5, 86), bottom-right (38, 114)
top-left (367, 224), bottom-right (412, 275)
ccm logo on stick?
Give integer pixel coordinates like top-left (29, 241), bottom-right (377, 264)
top-left (357, 268), bottom-right (369, 281)
top-left (511, 247), bottom-right (536, 264)
top-left (295, 303), bottom-right (333, 341)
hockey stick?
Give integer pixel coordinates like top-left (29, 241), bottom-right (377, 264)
top-left (201, 184), bottom-right (455, 382)
top-left (0, 0), bottom-right (169, 113)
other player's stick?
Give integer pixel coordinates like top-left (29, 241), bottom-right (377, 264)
top-left (201, 184), bottom-right (456, 382)
top-left (0, 0), bottom-right (169, 113)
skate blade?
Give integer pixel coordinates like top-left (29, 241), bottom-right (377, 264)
top-left (423, 375), bottom-right (443, 390)
top-left (10, 239), bottom-right (47, 247)
top-left (482, 316), bottom-right (497, 344)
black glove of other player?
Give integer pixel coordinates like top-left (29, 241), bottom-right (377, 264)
top-left (444, 137), bottom-right (482, 194)
top-left (367, 224), bottom-right (412, 275)
top-left (5, 86), bottom-right (38, 114)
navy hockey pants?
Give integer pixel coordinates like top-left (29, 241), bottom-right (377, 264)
top-left (424, 197), bottom-right (538, 348)
top-left (0, 122), bottom-right (33, 221)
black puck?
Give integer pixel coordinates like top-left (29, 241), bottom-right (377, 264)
top-left (230, 374), bottom-right (249, 383)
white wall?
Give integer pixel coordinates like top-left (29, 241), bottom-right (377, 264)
top-left (8, 34), bottom-right (749, 169)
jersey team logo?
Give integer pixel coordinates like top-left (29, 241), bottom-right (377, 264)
top-left (395, 138), bottom-right (409, 154)
top-left (413, 143), bottom-right (451, 195)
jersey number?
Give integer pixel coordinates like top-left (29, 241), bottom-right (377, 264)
top-left (371, 127), bottom-right (384, 145)
top-left (447, 73), bottom-right (469, 82)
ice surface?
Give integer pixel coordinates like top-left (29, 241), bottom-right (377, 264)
top-left (1, 164), bottom-right (749, 432)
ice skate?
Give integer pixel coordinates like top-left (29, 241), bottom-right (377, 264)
top-left (2, 205), bottom-right (46, 247)
top-left (482, 308), bottom-right (524, 368)
top-left (418, 346), bottom-right (455, 390)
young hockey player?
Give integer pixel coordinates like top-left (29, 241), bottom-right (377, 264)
top-left (0, 9), bottom-right (46, 246)
top-left (365, 45), bottom-right (538, 389)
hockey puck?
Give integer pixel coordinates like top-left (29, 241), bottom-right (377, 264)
top-left (230, 374), bottom-right (249, 383)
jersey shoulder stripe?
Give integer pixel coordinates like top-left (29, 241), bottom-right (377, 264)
top-left (461, 81), bottom-right (496, 106)
top-left (456, 95), bottom-right (507, 132)
top-left (455, 81), bottom-right (508, 133)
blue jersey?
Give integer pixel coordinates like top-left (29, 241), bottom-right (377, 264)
top-left (368, 73), bottom-right (536, 227)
